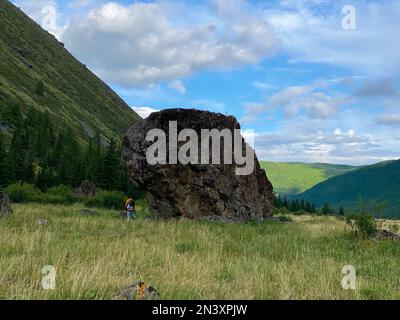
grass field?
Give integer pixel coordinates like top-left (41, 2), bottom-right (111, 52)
top-left (0, 203), bottom-right (399, 300)
top-left (260, 161), bottom-right (357, 195)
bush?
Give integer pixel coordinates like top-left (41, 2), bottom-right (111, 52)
top-left (46, 185), bottom-right (73, 196)
top-left (346, 212), bottom-right (376, 237)
top-left (279, 215), bottom-right (294, 223)
top-left (43, 185), bottom-right (76, 204)
top-left (5, 182), bottom-right (41, 203)
top-left (84, 190), bottom-right (126, 209)
top-left (293, 209), bottom-right (307, 216)
top-left (5, 182), bottom-right (77, 205)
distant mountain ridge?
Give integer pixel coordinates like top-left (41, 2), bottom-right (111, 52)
top-left (299, 159), bottom-right (400, 217)
top-left (260, 161), bottom-right (358, 196)
top-left (0, 0), bottom-right (140, 143)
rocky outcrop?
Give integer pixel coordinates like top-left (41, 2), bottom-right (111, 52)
top-left (0, 192), bottom-right (12, 217)
top-left (122, 108), bottom-right (274, 220)
top-left (115, 281), bottom-right (159, 300)
top-left (369, 229), bottom-right (400, 241)
top-left (75, 180), bottom-right (96, 197)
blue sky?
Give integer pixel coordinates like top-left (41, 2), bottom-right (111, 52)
top-left (13, 0), bottom-right (400, 165)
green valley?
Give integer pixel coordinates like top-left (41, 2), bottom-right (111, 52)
top-left (260, 161), bottom-right (357, 196)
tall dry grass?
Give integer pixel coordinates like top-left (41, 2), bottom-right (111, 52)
top-left (0, 203), bottom-right (399, 300)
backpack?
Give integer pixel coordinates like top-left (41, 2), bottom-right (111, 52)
top-left (125, 198), bottom-right (135, 210)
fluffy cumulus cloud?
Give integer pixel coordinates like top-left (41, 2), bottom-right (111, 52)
top-left (131, 107), bottom-right (159, 119)
top-left (253, 120), bottom-right (400, 165)
top-left (168, 81), bottom-right (186, 95)
top-left (242, 79), bottom-right (347, 124)
top-left (60, 0), bottom-right (277, 87)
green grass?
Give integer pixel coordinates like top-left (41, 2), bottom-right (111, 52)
top-left (0, 0), bottom-right (140, 144)
top-left (260, 161), bottom-right (357, 195)
top-left (0, 203), bottom-right (399, 300)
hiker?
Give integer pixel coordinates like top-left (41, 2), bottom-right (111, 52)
top-left (125, 198), bottom-right (136, 221)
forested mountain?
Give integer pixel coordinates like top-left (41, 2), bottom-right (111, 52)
top-left (0, 0), bottom-right (140, 145)
top-left (299, 160), bottom-right (400, 218)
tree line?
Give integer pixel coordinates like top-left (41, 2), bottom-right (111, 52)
top-left (0, 105), bottom-right (137, 195)
top-left (274, 194), bottom-right (345, 216)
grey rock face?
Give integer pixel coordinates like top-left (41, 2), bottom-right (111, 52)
top-left (0, 192), bottom-right (12, 217)
top-left (115, 281), bottom-right (159, 300)
top-left (75, 180), bottom-right (96, 197)
top-left (122, 108), bottom-right (274, 220)
top-left (369, 229), bottom-right (400, 241)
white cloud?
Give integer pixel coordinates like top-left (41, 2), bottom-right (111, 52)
top-left (169, 80), bottom-right (186, 95)
top-left (252, 81), bottom-right (273, 90)
top-left (61, 0), bottom-right (277, 87)
top-left (264, 0), bottom-right (400, 77)
top-left (334, 128), bottom-right (342, 135)
top-left (131, 107), bottom-right (159, 119)
top-left (375, 114), bottom-right (400, 126)
top-left (242, 79), bottom-right (344, 123)
top-left (252, 120), bottom-right (398, 165)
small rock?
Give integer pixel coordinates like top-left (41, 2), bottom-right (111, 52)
top-left (115, 281), bottom-right (159, 300)
top-left (0, 192), bottom-right (12, 217)
top-left (37, 219), bottom-right (49, 225)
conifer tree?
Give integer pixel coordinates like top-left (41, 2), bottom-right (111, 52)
top-left (0, 133), bottom-right (8, 188)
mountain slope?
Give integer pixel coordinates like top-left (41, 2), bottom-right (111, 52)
top-left (0, 0), bottom-right (140, 143)
top-left (260, 161), bottom-right (358, 195)
top-left (299, 160), bottom-right (400, 217)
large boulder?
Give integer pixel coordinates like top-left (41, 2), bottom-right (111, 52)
top-left (122, 108), bottom-right (274, 220)
top-left (75, 180), bottom-right (96, 197)
top-left (0, 192), bottom-right (13, 217)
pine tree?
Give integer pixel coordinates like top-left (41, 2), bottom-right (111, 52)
top-left (0, 132), bottom-right (8, 188)
top-left (100, 139), bottom-right (120, 190)
top-left (35, 80), bottom-right (45, 96)
top-left (56, 127), bottom-right (82, 186)
top-left (322, 203), bottom-right (332, 215)
top-left (311, 203), bottom-right (316, 214)
top-left (305, 201), bottom-right (312, 213)
top-left (338, 204), bottom-right (345, 216)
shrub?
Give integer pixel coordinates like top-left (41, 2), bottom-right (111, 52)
top-left (279, 215), bottom-right (294, 223)
top-left (5, 182), bottom-right (77, 205)
top-left (84, 190), bottom-right (126, 209)
top-left (5, 182), bottom-right (41, 203)
top-left (346, 212), bottom-right (376, 237)
top-left (293, 209), bottom-right (307, 216)
top-left (41, 185), bottom-right (76, 204)
top-left (46, 185), bottom-right (73, 197)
